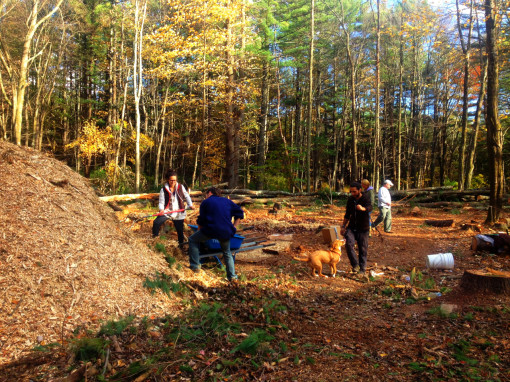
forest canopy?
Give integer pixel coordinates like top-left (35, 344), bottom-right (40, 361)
top-left (0, 0), bottom-right (509, 202)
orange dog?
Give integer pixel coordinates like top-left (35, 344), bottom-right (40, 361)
top-left (293, 239), bottom-right (344, 277)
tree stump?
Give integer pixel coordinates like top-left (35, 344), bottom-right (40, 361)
top-left (471, 235), bottom-right (495, 252)
top-left (461, 223), bottom-right (481, 232)
top-left (471, 234), bottom-right (510, 255)
top-left (460, 269), bottom-right (510, 295)
top-left (411, 206), bottom-right (422, 216)
top-left (425, 219), bottom-right (454, 227)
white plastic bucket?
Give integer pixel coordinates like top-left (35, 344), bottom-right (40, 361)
top-left (426, 253), bottom-right (454, 270)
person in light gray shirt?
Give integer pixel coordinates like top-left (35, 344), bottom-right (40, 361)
top-left (373, 179), bottom-right (393, 233)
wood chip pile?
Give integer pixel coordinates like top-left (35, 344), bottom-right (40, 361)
top-left (0, 141), bottom-right (176, 363)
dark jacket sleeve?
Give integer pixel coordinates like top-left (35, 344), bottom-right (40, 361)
top-left (344, 198), bottom-right (353, 221)
top-left (360, 194), bottom-right (373, 213)
top-left (368, 189), bottom-right (375, 206)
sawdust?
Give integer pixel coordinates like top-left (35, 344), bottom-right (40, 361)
top-left (0, 141), bottom-right (184, 363)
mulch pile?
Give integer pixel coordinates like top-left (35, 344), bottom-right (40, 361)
top-left (0, 141), bottom-right (179, 363)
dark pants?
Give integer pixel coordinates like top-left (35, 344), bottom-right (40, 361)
top-left (152, 216), bottom-right (185, 245)
top-left (344, 228), bottom-right (369, 272)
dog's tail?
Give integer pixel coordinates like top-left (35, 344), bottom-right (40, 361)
top-left (293, 255), bottom-right (309, 262)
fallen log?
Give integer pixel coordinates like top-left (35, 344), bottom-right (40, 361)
top-left (107, 201), bottom-right (124, 212)
top-left (460, 269), bottom-right (510, 295)
top-left (99, 193), bottom-right (158, 202)
top-left (425, 219), bottom-right (455, 227)
top-left (221, 189), bottom-right (320, 198)
top-left (414, 202), bottom-right (463, 208)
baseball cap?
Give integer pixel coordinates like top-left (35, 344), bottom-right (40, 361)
top-left (384, 179), bottom-right (394, 186)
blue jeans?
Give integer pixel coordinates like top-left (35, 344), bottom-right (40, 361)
top-left (188, 230), bottom-right (237, 280)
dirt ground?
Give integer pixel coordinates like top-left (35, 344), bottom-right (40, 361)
top-left (1, 140), bottom-right (509, 381)
top-left (3, 199), bottom-right (510, 381)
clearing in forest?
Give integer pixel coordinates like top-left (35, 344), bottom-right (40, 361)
top-left (1, 140), bottom-right (509, 381)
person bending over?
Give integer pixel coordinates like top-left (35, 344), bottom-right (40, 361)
top-left (188, 187), bottom-right (244, 282)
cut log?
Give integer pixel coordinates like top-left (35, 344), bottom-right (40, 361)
top-left (471, 234), bottom-right (510, 255)
top-left (425, 219), bottom-right (455, 227)
top-left (460, 269), bottom-right (510, 295)
top-left (471, 236), bottom-right (493, 251)
top-left (461, 223), bottom-right (482, 232)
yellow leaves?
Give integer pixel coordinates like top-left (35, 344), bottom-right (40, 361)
top-left (65, 121), bottom-right (114, 160)
top-left (130, 130), bottom-right (154, 153)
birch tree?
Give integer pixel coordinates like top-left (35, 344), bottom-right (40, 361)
top-left (133, 0), bottom-right (148, 192)
top-left (0, 0), bottom-right (65, 146)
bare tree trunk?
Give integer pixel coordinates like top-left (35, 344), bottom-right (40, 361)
top-left (2, 0), bottom-right (64, 146)
top-left (154, 87), bottom-right (169, 187)
top-left (466, 62), bottom-right (487, 190)
top-left (484, 0), bottom-right (504, 223)
top-left (456, 0), bottom-right (474, 191)
top-left (133, 0), bottom-right (147, 193)
top-left (338, 0), bottom-right (359, 183)
top-left (224, 3), bottom-right (239, 188)
top-left (306, 0), bottom-right (315, 192)
top-left (257, 59), bottom-right (269, 190)
top-left (371, 0), bottom-right (381, 188)
top-left (397, 14), bottom-right (404, 190)
top-left (332, 56), bottom-right (339, 189)
top-left (465, 13), bottom-right (488, 190)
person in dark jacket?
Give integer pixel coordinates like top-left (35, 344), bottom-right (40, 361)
top-left (340, 182), bottom-right (373, 274)
top-left (361, 179), bottom-right (375, 236)
top-left (188, 187), bottom-right (244, 281)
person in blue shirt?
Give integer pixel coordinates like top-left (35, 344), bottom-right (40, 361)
top-left (188, 187), bottom-right (244, 281)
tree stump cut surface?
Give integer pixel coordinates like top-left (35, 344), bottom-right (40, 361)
top-left (460, 269), bottom-right (510, 295)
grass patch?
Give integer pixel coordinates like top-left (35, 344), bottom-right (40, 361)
top-left (427, 306), bottom-right (458, 319)
top-left (154, 242), bottom-right (177, 267)
top-left (169, 302), bottom-right (241, 345)
top-left (232, 329), bottom-right (274, 355)
top-left (98, 315), bottom-right (136, 336)
top-left (450, 339), bottom-right (478, 366)
top-left (409, 267), bottom-right (437, 290)
top-left (33, 342), bottom-right (61, 353)
top-left (70, 337), bottom-right (107, 361)
top-left (143, 272), bottom-right (189, 296)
